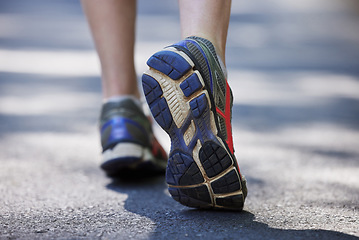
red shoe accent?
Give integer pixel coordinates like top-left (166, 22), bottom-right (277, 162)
top-left (151, 136), bottom-right (167, 160)
top-left (215, 81), bottom-right (234, 154)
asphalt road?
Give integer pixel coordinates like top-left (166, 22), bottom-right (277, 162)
top-left (0, 0), bottom-right (358, 239)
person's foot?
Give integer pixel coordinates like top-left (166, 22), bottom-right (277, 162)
top-left (142, 36), bottom-right (247, 210)
top-left (99, 98), bottom-right (167, 178)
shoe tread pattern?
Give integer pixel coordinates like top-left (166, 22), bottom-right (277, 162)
top-left (142, 48), bottom-right (245, 210)
top-left (199, 142), bottom-right (232, 178)
top-left (211, 169), bottom-right (241, 194)
top-left (166, 152), bottom-right (204, 186)
top-left (147, 51), bottom-right (192, 80)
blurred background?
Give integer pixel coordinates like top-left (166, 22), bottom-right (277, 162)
top-left (0, 0), bottom-right (358, 239)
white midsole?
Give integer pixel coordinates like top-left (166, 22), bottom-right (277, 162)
top-left (102, 142), bottom-right (144, 162)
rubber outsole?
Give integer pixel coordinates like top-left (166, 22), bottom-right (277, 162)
top-left (101, 145), bottom-right (166, 178)
top-left (142, 47), bottom-right (246, 210)
top-left (101, 155), bottom-right (165, 178)
top-left (101, 157), bottom-right (143, 177)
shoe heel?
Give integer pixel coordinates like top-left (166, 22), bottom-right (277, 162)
top-left (166, 141), bottom-right (245, 210)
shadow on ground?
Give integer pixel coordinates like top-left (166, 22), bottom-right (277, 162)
top-left (107, 178), bottom-right (358, 240)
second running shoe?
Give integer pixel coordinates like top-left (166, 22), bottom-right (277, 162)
top-left (142, 36), bottom-right (247, 210)
top-left (100, 98), bottom-right (167, 178)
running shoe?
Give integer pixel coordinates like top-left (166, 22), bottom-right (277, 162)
top-left (142, 36), bottom-right (247, 210)
top-left (99, 98), bottom-right (167, 178)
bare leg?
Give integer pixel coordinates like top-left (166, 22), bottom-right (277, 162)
top-left (81, 0), bottom-right (139, 99)
top-left (178, 0), bottom-right (232, 64)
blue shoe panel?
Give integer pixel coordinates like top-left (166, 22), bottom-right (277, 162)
top-left (189, 94), bottom-right (208, 118)
top-left (101, 117), bottom-right (146, 149)
top-left (150, 98), bottom-right (173, 130)
top-left (142, 74), bottom-right (163, 105)
top-left (143, 74), bottom-right (173, 130)
top-left (147, 51), bottom-right (192, 80)
top-left (180, 73), bottom-right (203, 97)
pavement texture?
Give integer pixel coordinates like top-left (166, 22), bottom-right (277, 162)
top-left (0, 0), bottom-right (359, 239)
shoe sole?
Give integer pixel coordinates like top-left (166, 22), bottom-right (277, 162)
top-left (101, 143), bottom-right (164, 177)
top-left (142, 47), bottom-right (246, 210)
